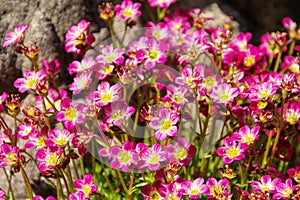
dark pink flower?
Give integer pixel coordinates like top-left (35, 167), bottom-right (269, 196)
top-left (104, 102), bottom-right (135, 126)
top-left (115, 0), bottom-right (141, 21)
top-left (149, 108), bottom-right (179, 141)
top-left (36, 147), bottom-right (63, 171)
top-left (25, 126), bottom-right (48, 149)
top-left (138, 143), bottom-right (165, 171)
top-left (273, 178), bottom-right (296, 199)
top-left (46, 128), bottom-right (74, 148)
top-left (14, 70), bottom-right (47, 93)
top-left (88, 82), bottom-right (122, 107)
top-left (250, 175), bottom-right (281, 194)
top-left (181, 178), bottom-right (205, 199)
top-left (109, 141), bottom-right (138, 172)
top-left (0, 190), bottom-right (5, 200)
top-left (148, 0), bottom-right (177, 8)
top-left (232, 125), bottom-right (260, 145)
top-left (202, 178), bottom-right (231, 199)
top-left (69, 191), bottom-right (86, 200)
top-left (282, 17), bottom-right (300, 40)
top-left (0, 144), bottom-right (19, 167)
top-left (3, 24), bottom-right (29, 48)
top-left (42, 59), bottom-right (60, 76)
top-left (216, 137), bottom-right (248, 164)
top-left (74, 174), bottom-right (98, 197)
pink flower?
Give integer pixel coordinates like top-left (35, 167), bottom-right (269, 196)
top-left (0, 92), bottom-right (8, 112)
top-left (68, 56), bottom-right (97, 75)
top-left (148, 0), bottom-right (177, 9)
top-left (25, 126), bottom-right (48, 149)
top-left (0, 144), bottom-right (19, 167)
top-left (36, 147), bottom-right (63, 171)
top-left (248, 82), bottom-right (278, 101)
top-left (232, 125), bottom-right (260, 145)
top-left (65, 19), bottom-right (95, 55)
top-left (181, 178), bottom-right (205, 199)
top-left (104, 102), bottom-right (135, 126)
top-left (0, 190), bottom-right (6, 200)
top-left (32, 196), bottom-right (56, 200)
top-left (273, 178), bottom-right (296, 199)
top-left (138, 143), bottom-right (165, 171)
top-left (216, 137), bottom-right (248, 164)
top-left (3, 24), bottom-right (29, 48)
top-left (210, 83), bottom-right (239, 105)
top-left (69, 191), bottom-right (86, 200)
top-left (287, 165), bottom-right (300, 183)
top-left (175, 65), bottom-right (203, 89)
top-left (109, 141), bottom-right (138, 172)
top-left (149, 108), bottom-right (179, 141)
top-left (46, 128), bottom-right (74, 148)
top-left (56, 98), bottom-right (86, 129)
top-left (141, 183), bottom-right (163, 200)
top-left (42, 59), bottom-right (60, 76)
top-left (282, 17), bottom-right (300, 40)
top-left (135, 38), bottom-right (167, 70)
top-left (17, 123), bottom-right (37, 139)
top-left (250, 175), bottom-right (281, 194)
top-left (69, 72), bottom-right (92, 95)
top-left (88, 82), bottom-right (122, 107)
top-left (96, 45), bottom-right (124, 66)
top-left (164, 137), bottom-right (196, 166)
top-left (115, 0), bottom-right (142, 21)
top-left (285, 102), bottom-right (300, 125)
top-left (162, 84), bottom-right (190, 108)
top-left (14, 70), bottom-right (48, 93)
top-left (74, 174), bottom-right (98, 197)
top-left (159, 183), bottom-right (183, 200)
top-left (202, 178), bottom-right (230, 199)
top-left (35, 88), bottom-right (67, 112)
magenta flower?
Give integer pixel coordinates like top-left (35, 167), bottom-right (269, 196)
top-left (68, 56), bottom-right (97, 75)
top-left (148, 0), bottom-right (177, 9)
top-left (35, 88), bottom-right (67, 112)
top-left (109, 141), bottom-right (139, 172)
top-left (202, 178), bottom-right (230, 199)
top-left (216, 137), bottom-right (248, 164)
top-left (181, 178), bottom-right (205, 199)
top-left (164, 137), bottom-right (196, 166)
top-left (88, 82), bottom-right (122, 107)
top-left (104, 102), bottom-right (135, 126)
top-left (115, 0), bottom-right (142, 21)
top-left (36, 147), bottom-right (63, 171)
top-left (0, 144), bottom-right (19, 167)
top-left (136, 38), bottom-right (167, 70)
top-left (32, 196), bottom-right (56, 200)
top-left (0, 92), bottom-right (8, 113)
top-left (3, 24), bottom-right (29, 48)
top-left (287, 166), bottom-right (300, 182)
top-left (46, 128), bottom-right (74, 148)
top-left (175, 65), bottom-right (203, 89)
top-left (285, 102), bottom-right (300, 125)
top-left (232, 125), bottom-right (260, 145)
top-left (211, 83), bottom-right (239, 105)
top-left (141, 183), bottom-right (163, 200)
top-left (149, 108), bottom-right (179, 141)
top-left (14, 70), bottom-right (47, 93)
top-left (65, 19), bottom-right (95, 55)
top-left (69, 72), bottom-right (92, 95)
top-left (281, 56), bottom-right (299, 73)
top-left (250, 175), bottom-right (281, 194)
top-left (17, 123), bottom-right (37, 139)
top-left (282, 17), bottom-right (300, 40)
top-left (138, 143), bottom-right (165, 171)
top-left (159, 183), bottom-right (183, 200)
top-left (0, 190), bottom-right (5, 200)
top-left (42, 59), bottom-right (60, 76)
top-left (56, 98), bottom-right (86, 129)
top-left (74, 174), bottom-right (98, 197)
top-left (162, 84), bottom-right (189, 108)
top-left (25, 126), bottom-right (48, 149)
top-left (69, 191), bottom-right (86, 200)
top-left (248, 82), bottom-right (278, 101)
top-left (96, 45), bottom-right (124, 66)
top-left (273, 178), bottom-right (296, 199)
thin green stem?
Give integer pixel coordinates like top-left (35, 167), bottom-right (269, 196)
top-left (288, 40), bottom-right (295, 55)
top-left (80, 156), bottom-right (85, 176)
top-left (20, 165), bottom-right (33, 199)
top-left (262, 130), bottom-right (273, 168)
top-left (116, 170), bottom-right (129, 194)
top-left (3, 168), bottom-right (14, 200)
top-left (273, 51), bottom-right (282, 72)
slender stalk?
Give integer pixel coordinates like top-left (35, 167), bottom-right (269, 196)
top-left (80, 156), bottom-right (85, 176)
top-left (57, 168), bottom-right (70, 197)
top-left (66, 165), bottom-right (74, 192)
top-left (116, 170), bottom-right (129, 194)
top-left (20, 165), bottom-right (33, 199)
top-left (267, 127), bottom-right (281, 171)
top-left (3, 168), bottom-right (14, 200)
top-left (56, 178), bottom-right (62, 200)
top-left (41, 96), bottom-right (51, 129)
top-left (72, 159), bottom-right (80, 180)
top-left (261, 130), bottom-right (273, 168)
top-left (273, 51), bottom-right (282, 72)
top-left (128, 171), bottom-right (135, 200)
top-left (288, 40), bottom-right (295, 55)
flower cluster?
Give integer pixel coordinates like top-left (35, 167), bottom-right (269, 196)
top-left (1, 1), bottom-right (300, 199)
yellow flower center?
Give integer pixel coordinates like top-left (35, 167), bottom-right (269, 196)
top-left (210, 186), bottom-right (222, 197)
top-left (218, 92), bottom-right (230, 103)
top-left (55, 135), bottom-right (67, 146)
top-left (172, 94), bottom-right (184, 104)
top-left (150, 190), bottom-right (161, 200)
top-left (46, 153), bottom-right (59, 166)
top-left (122, 9), bottom-right (133, 17)
top-left (148, 154), bottom-right (160, 165)
top-left (82, 184), bottom-right (92, 196)
top-left (27, 79), bottom-right (36, 88)
top-left (258, 89), bottom-right (270, 99)
top-left (6, 153), bottom-right (17, 165)
top-left (101, 93), bottom-right (113, 103)
top-left (161, 119), bottom-right (172, 132)
top-left (174, 147), bottom-right (188, 160)
top-left (227, 146), bottom-right (240, 158)
top-left (148, 50), bottom-right (159, 60)
top-left (190, 189), bottom-right (199, 195)
top-left (102, 65), bottom-right (114, 74)
top-left (118, 150), bottom-right (132, 165)
top-left (107, 55), bottom-right (116, 63)
top-left (282, 188), bottom-right (292, 197)
top-left (244, 56), bottom-right (255, 67)
top-left (242, 134), bottom-right (255, 144)
top-left (64, 107), bottom-right (78, 121)
top-left (204, 76), bottom-right (216, 89)
top-left (37, 137), bottom-right (46, 147)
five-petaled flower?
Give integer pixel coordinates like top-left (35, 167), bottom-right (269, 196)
top-left (73, 174), bottom-right (98, 197)
top-left (115, 0), bottom-right (142, 21)
top-left (3, 24), bottom-right (29, 48)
